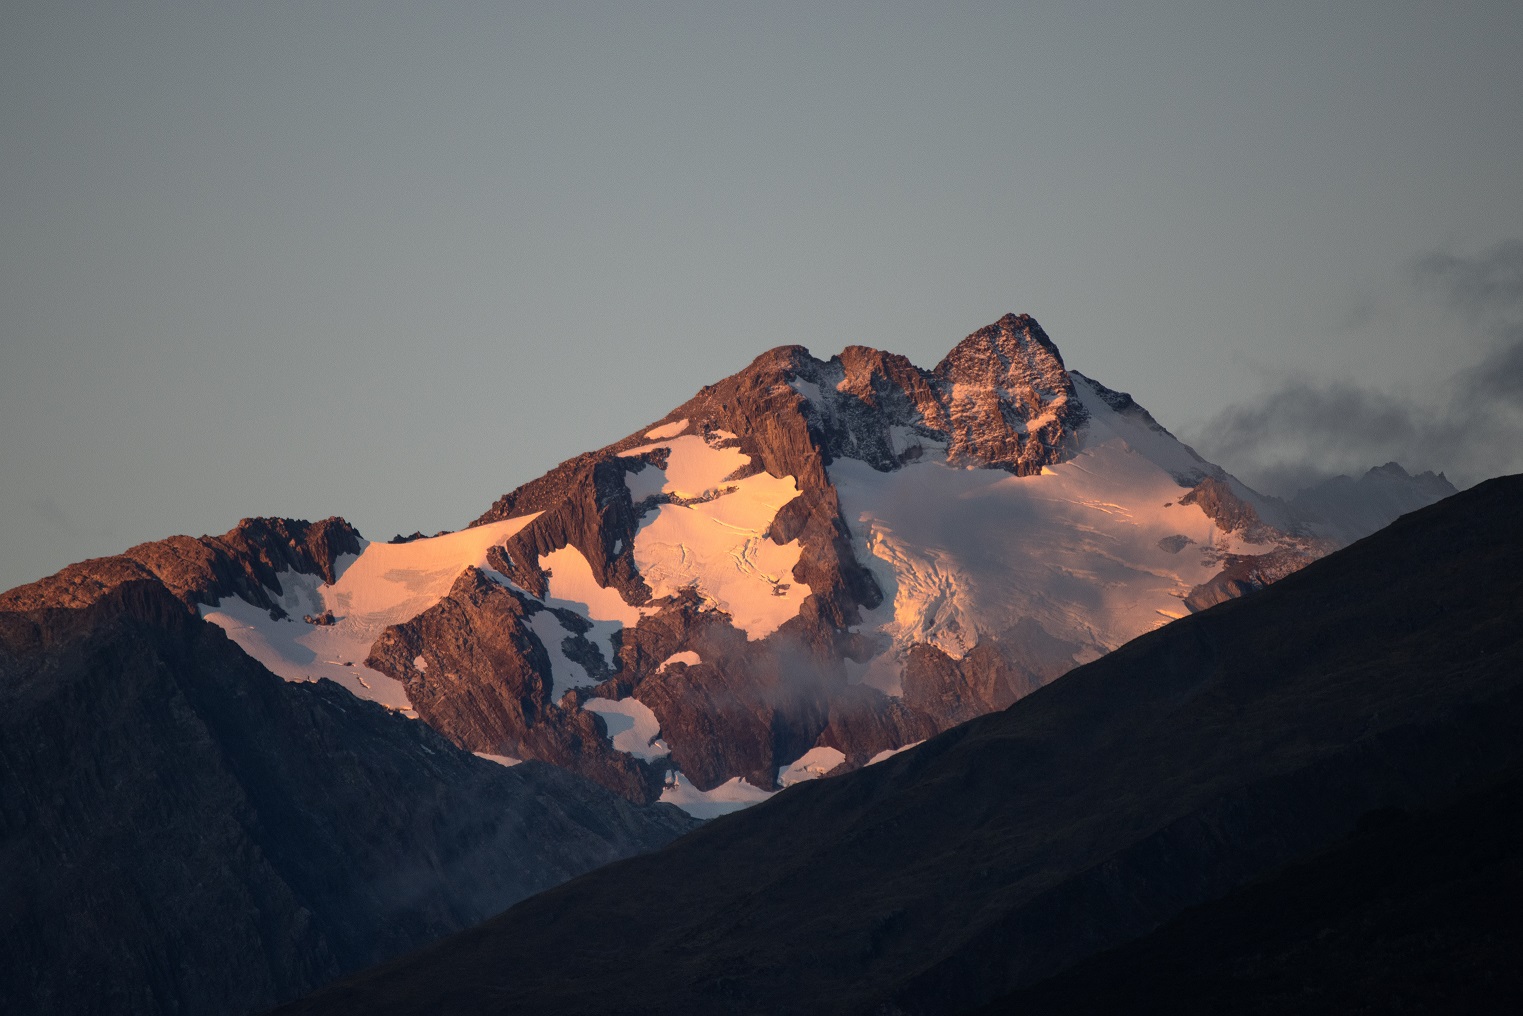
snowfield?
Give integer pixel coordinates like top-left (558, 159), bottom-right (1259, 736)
top-left (538, 543), bottom-right (640, 664)
top-left (583, 696), bottom-right (670, 760)
top-left (658, 650), bottom-right (702, 672)
top-left (526, 608), bottom-right (599, 699)
top-left (659, 773), bottom-right (774, 819)
top-left (620, 431), bottom-right (812, 639)
top-left (779, 746), bottom-right (847, 786)
top-left (831, 377), bottom-right (1269, 694)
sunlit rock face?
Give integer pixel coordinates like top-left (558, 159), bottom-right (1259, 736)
top-left (932, 313), bottom-right (1086, 472)
top-left (60, 314), bottom-right (1450, 815)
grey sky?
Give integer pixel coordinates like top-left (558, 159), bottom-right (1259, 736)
top-left (4, 2), bottom-right (1522, 591)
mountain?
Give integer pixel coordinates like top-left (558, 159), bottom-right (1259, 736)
top-left (1289, 461), bottom-right (1457, 546)
top-left (275, 473), bottom-right (1523, 1016)
top-left (2, 312), bottom-right (1467, 1014)
top-left (193, 314), bottom-right (1436, 816)
top-left (0, 542), bottom-right (697, 1016)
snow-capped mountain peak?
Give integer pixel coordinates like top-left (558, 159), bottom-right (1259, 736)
top-left (28, 314), bottom-right (1454, 819)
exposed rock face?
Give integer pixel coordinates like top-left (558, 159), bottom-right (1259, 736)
top-left (775, 314), bottom-right (1083, 475)
top-left (0, 564), bottom-right (697, 1016)
top-left (1180, 476), bottom-right (1276, 541)
top-left (901, 618), bottom-right (1082, 725)
top-left (365, 568), bottom-right (664, 803)
top-left (931, 314), bottom-right (1084, 472)
top-left (126, 516), bottom-right (363, 613)
top-left (369, 568), bottom-right (551, 742)
top-left (1183, 546), bottom-right (1320, 612)
top-left (1, 516), bottom-right (363, 616)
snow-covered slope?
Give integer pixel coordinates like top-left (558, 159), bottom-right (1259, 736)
top-left (617, 424), bottom-right (812, 639)
top-left (830, 372), bottom-right (1315, 695)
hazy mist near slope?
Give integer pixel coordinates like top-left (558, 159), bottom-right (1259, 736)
top-left (1191, 239), bottom-right (1523, 494)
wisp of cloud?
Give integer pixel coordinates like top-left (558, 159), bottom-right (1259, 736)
top-left (1192, 240), bottom-right (1523, 495)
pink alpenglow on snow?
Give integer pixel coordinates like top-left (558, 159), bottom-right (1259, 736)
top-left (200, 514), bottom-right (541, 710)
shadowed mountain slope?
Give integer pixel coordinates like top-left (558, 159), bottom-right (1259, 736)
top-left (0, 576), bottom-right (697, 1016)
top-left (278, 474), bottom-right (1522, 1015)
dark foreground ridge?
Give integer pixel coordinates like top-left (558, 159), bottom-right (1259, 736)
top-left (279, 474), bottom-right (1523, 1015)
top-left (978, 768), bottom-right (1523, 1014)
top-left (0, 578), bottom-right (697, 1016)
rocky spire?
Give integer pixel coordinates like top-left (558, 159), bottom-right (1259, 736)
top-left (932, 313), bottom-right (1085, 473)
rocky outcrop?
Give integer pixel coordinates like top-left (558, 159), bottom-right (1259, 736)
top-left (1172, 475), bottom-right (1332, 611)
top-left (125, 516), bottom-right (363, 612)
top-left (901, 618), bottom-right (1084, 727)
top-left (932, 314), bottom-right (1085, 473)
top-left (1183, 546), bottom-right (1320, 612)
top-left (1180, 476), bottom-right (1279, 543)
top-left (477, 453), bottom-right (653, 608)
top-left (818, 684), bottom-right (942, 766)
top-left (0, 554), bottom-right (163, 612)
top-left (780, 314), bottom-right (1084, 476)
top-left (365, 568), bottom-right (664, 803)
top-left (0, 516), bottom-right (363, 617)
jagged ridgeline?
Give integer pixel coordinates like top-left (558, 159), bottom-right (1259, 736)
top-left (10, 315), bottom-right (1452, 816)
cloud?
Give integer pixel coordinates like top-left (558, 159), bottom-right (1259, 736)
top-left (1414, 239), bottom-right (1523, 319)
top-left (1190, 240), bottom-right (1523, 495)
top-left (1463, 323), bottom-right (1523, 404)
